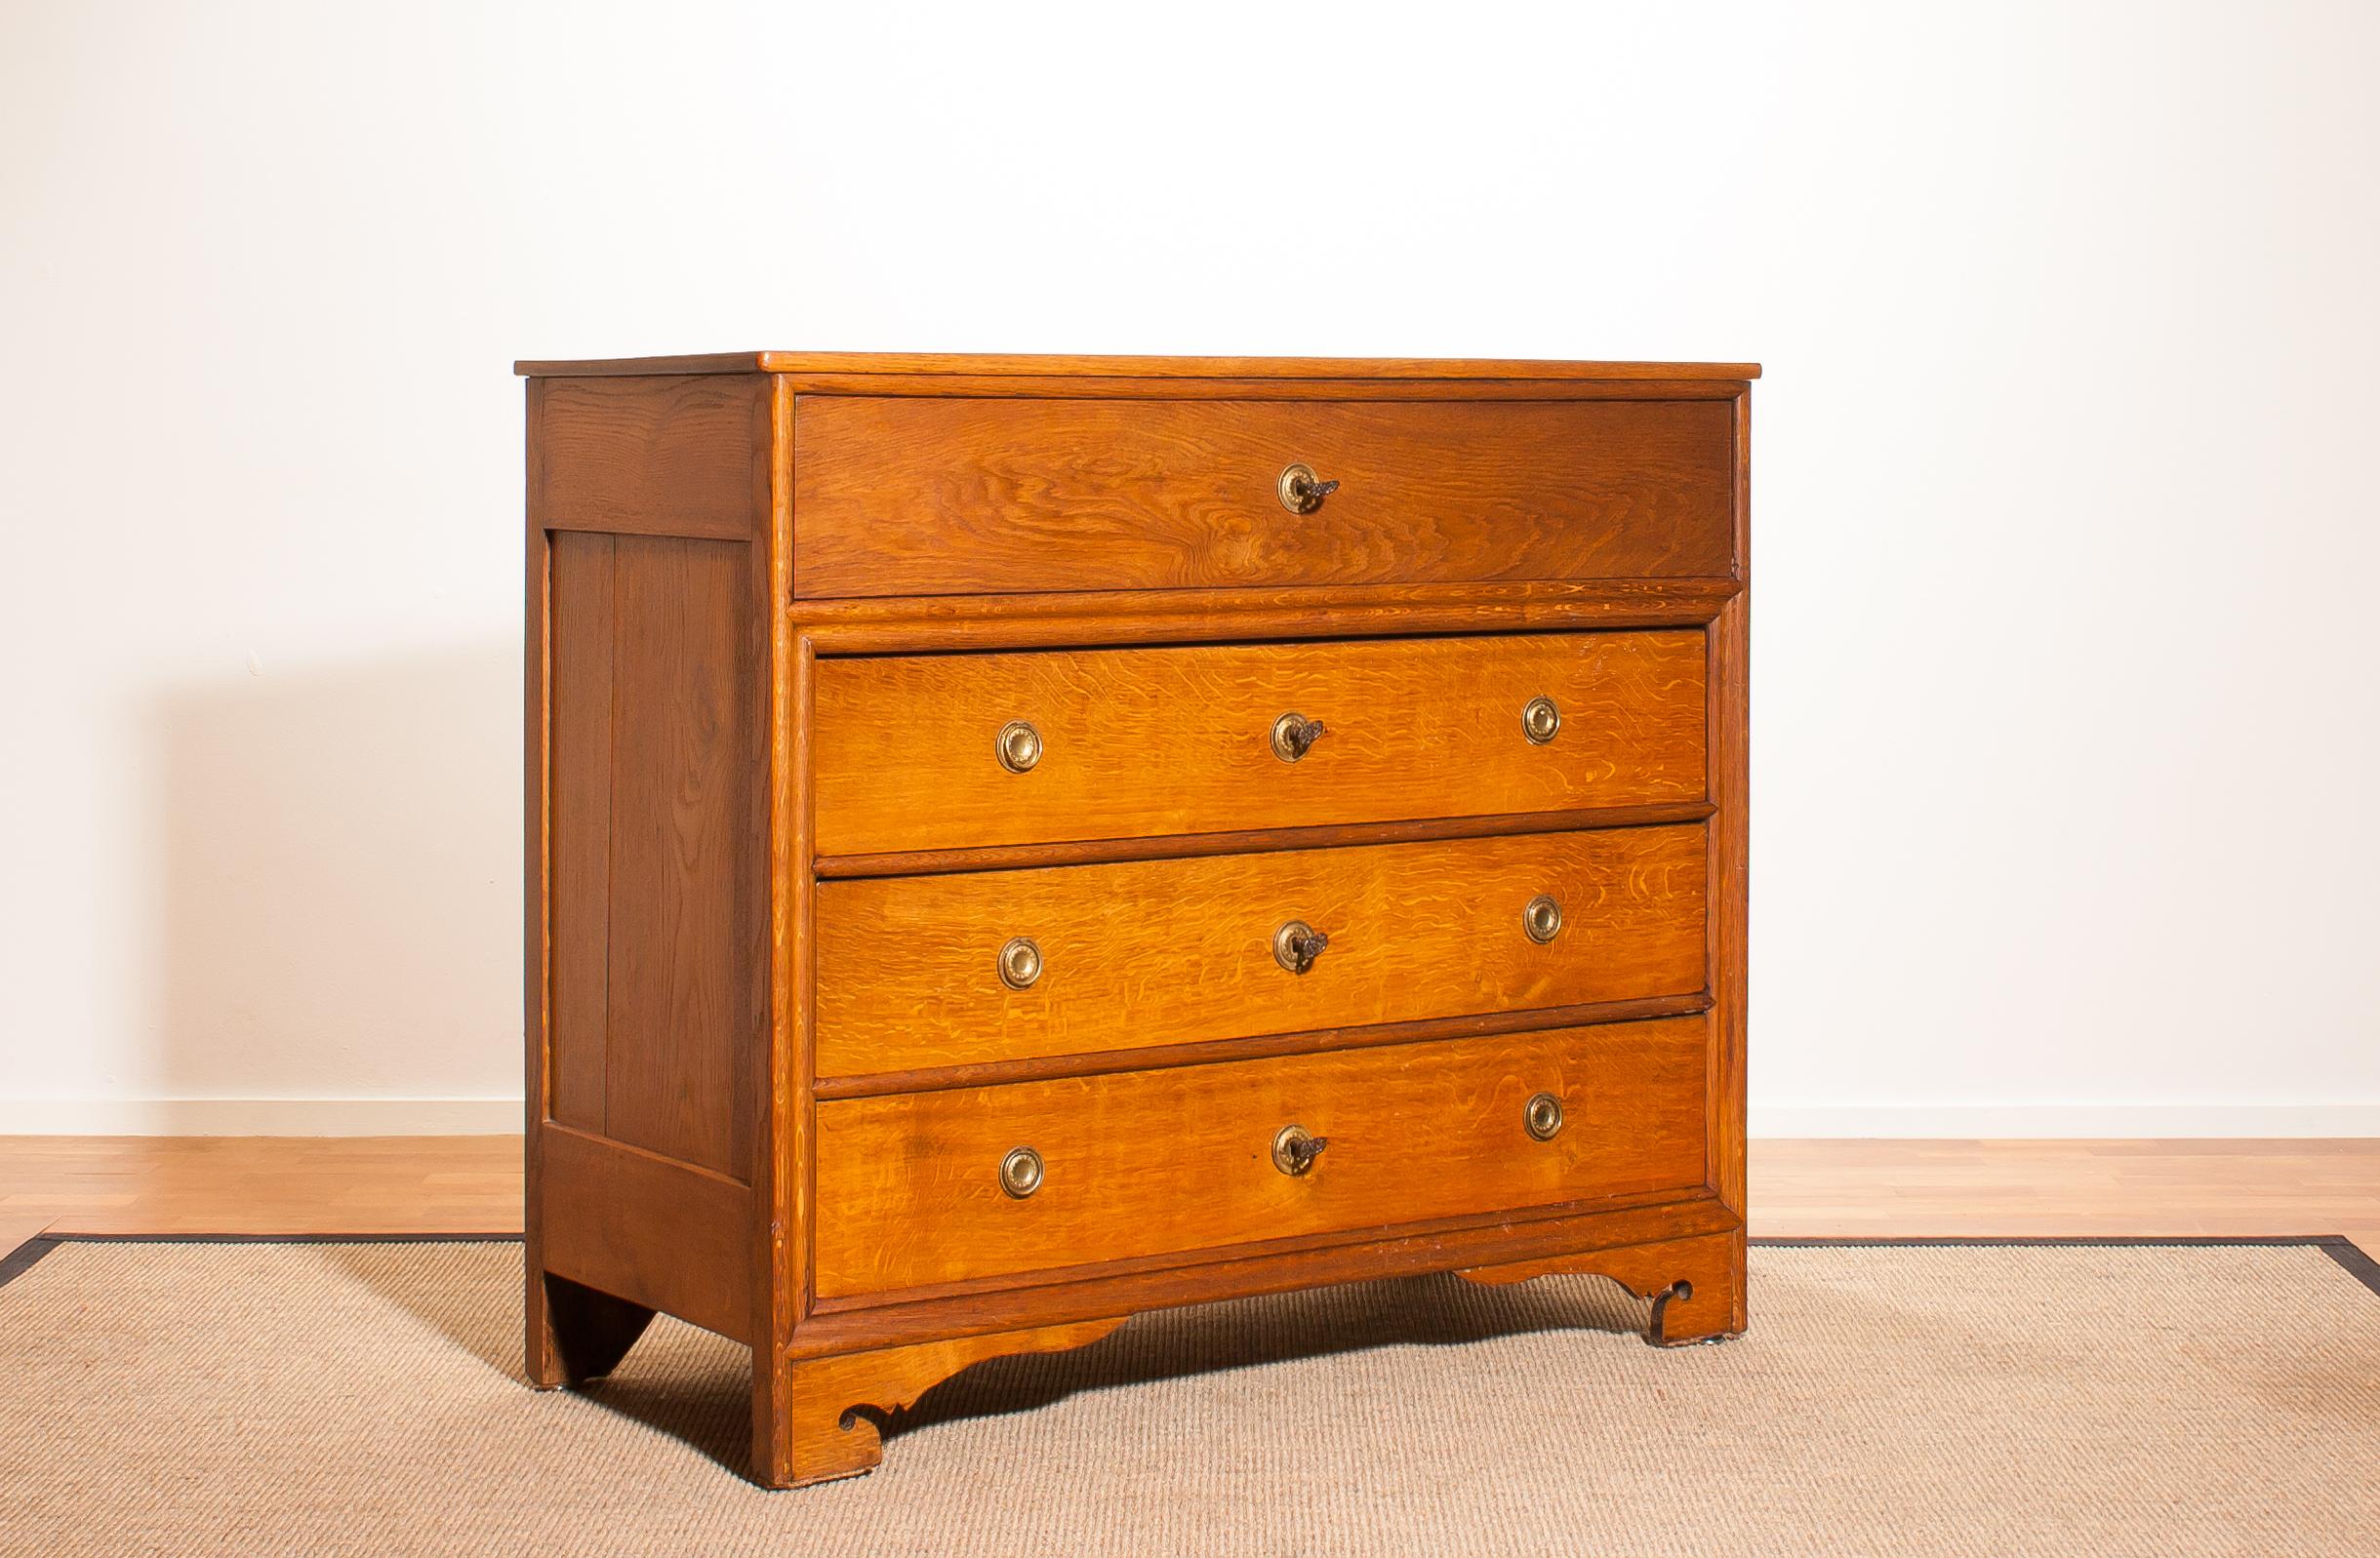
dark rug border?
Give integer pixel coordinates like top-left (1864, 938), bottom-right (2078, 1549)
top-left (4, 1231), bottom-right (2374, 1300)
top-left (0, 1232), bottom-right (518, 1290)
top-left (1756, 1233), bottom-right (2380, 1298)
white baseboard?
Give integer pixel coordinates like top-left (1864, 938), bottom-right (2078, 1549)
top-left (1750, 1103), bottom-right (2380, 1139)
top-left (1, 1098), bottom-right (2371, 1139)
top-left (0, 1098), bottom-right (522, 1136)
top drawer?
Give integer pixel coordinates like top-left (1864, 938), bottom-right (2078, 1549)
top-left (791, 396), bottom-right (1736, 597)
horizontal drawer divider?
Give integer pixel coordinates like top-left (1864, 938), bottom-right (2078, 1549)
top-left (798, 1185), bottom-right (1735, 1329)
top-left (791, 577), bottom-right (1742, 654)
top-left (813, 799), bottom-right (1716, 881)
top-left (792, 576), bottom-right (1744, 626)
top-left (813, 989), bottom-right (1713, 1099)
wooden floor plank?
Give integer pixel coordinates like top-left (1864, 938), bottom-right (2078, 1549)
top-left (0, 1136), bottom-right (2372, 1258)
top-left (0, 1137), bottom-right (522, 1236)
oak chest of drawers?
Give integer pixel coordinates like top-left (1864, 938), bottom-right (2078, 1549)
top-left (520, 351), bottom-right (1755, 1486)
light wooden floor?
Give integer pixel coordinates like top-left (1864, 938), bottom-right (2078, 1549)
top-left (3, 1136), bottom-right (2374, 1258)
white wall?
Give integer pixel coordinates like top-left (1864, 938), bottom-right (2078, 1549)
top-left (3, 1), bottom-right (2375, 1136)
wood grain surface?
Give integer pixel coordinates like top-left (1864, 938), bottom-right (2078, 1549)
top-left (522, 385), bottom-right (559, 1387)
top-left (518, 354), bottom-right (1755, 1487)
top-left (792, 396), bottom-right (1734, 596)
top-left (813, 801), bottom-right (1714, 882)
top-left (1707, 388), bottom-right (1752, 1331)
top-left (531, 375), bottom-right (768, 540)
top-left (753, 375), bottom-right (809, 1486)
top-left (1460, 1227), bottom-right (1742, 1344)
top-left (789, 578), bottom-right (1738, 658)
top-left (815, 994), bottom-right (1713, 1100)
top-left (812, 1015), bottom-right (1710, 1298)
top-left (591, 537), bottom-right (763, 1180)
top-left (546, 533), bottom-right (614, 1131)
top-left (796, 1195), bottom-right (1737, 1348)
top-left (774, 1318), bottom-right (1126, 1485)
top-left (538, 1122), bottom-right (753, 1342)
top-left (812, 629), bottom-right (1707, 857)
top-left (815, 824), bottom-right (1708, 1076)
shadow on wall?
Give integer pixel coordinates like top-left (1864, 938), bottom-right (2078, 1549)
top-left (149, 643), bottom-right (520, 1117)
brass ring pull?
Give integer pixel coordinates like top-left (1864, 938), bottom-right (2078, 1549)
top-left (1271, 711), bottom-right (1327, 763)
top-left (997, 937), bottom-right (1043, 990)
top-left (1521, 697), bottom-right (1561, 745)
top-left (995, 720), bottom-right (1043, 774)
top-left (1271, 1124), bottom-right (1329, 1177)
top-left (998, 1146), bottom-right (1045, 1198)
top-left (1272, 920), bottom-right (1329, 975)
top-left (1523, 1093), bottom-right (1565, 1141)
top-left (1277, 463), bottom-right (1341, 515)
top-left (1523, 896), bottom-right (1563, 944)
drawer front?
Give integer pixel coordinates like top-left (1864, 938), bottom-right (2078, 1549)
top-left (813, 1016), bottom-right (1710, 1298)
top-left (816, 824), bottom-right (1706, 1077)
top-left (791, 396), bottom-right (1736, 597)
top-left (812, 629), bottom-right (1706, 858)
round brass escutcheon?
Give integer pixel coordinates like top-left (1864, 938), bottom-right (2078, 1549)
top-left (1271, 711), bottom-right (1327, 763)
top-left (1523, 1092), bottom-right (1565, 1141)
top-left (1276, 462), bottom-right (1340, 515)
top-left (995, 720), bottom-right (1043, 774)
top-left (1273, 919), bottom-right (1330, 976)
top-left (998, 1145), bottom-right (1045, 1198)
top-left (997, 937), bottom-right (1043, 990)
top-left (1521, 696), bottom-right (1561, 745)
top-left (1271, 1123), bottom-right (1329, 1177)
top-left (1523, 895), bottom-right (1563, 944)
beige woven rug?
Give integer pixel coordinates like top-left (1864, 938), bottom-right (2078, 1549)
top-left (4, 1238), bottom-right (2376, 1556)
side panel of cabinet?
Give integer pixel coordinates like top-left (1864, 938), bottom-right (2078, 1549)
top-left (530, 376), bottom-right (776, 1358)
top-left (545, 540), bottom-right (766, 1180)
top-left (604, 534), bottom-right (766, 1177)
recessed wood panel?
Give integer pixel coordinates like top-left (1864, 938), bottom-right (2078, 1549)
top-left (813, 1015), bottom-right (1712, 1298)
top-left (599, 536), bottom-right (762, 1180)
top-left (812, 629), bottom-right (1706, 857)
top-left (792, 395), bottom-right (1735, 597)
top-left (546, 532), bottom-right (616, 1131)
top-left (816, 824), bottom-right (1708, 1077)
